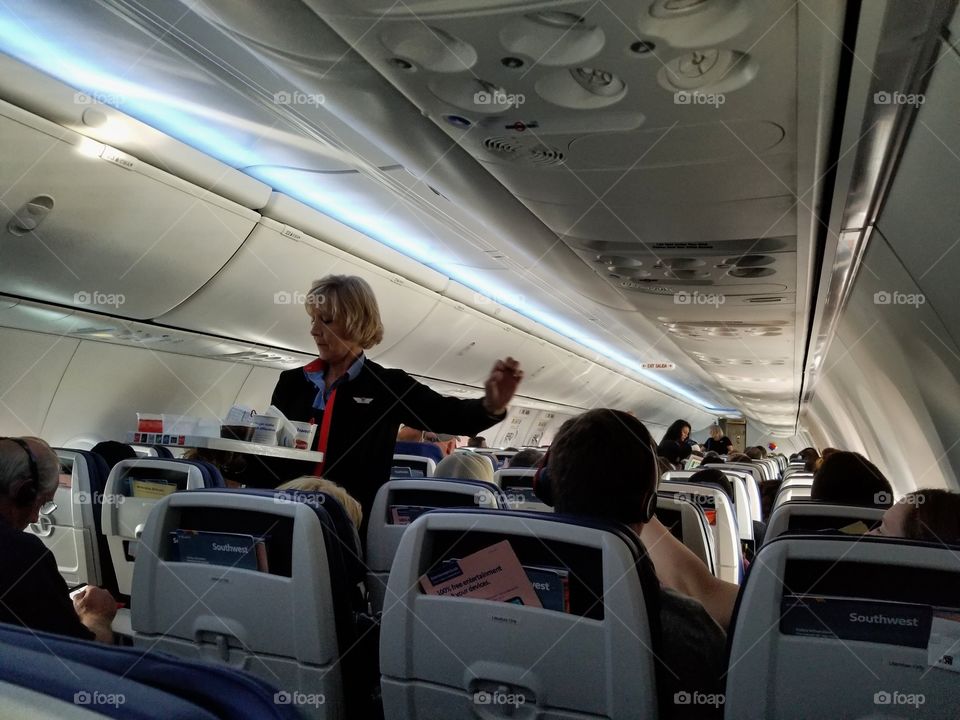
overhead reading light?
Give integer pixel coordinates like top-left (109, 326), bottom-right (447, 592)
top-left (0, 20), bottom-right (728, 413)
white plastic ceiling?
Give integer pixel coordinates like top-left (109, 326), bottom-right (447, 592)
top-left (299, 0), bottom-right (814, 432)
top-left (0, 90), bottom-right (718, 429)
top-left (0, 0), bottom-right (848, 433)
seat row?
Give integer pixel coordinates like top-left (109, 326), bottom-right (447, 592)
top-left (12, 484), bottom-right (959, 719)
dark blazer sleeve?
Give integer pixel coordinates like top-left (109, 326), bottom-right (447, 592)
top-left (270, 368), bottom-right (317, 423)
top-left (385, 368), bottom-right (506, 436)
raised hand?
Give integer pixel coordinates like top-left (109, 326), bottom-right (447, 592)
top-left (483, 357), bottom-right (523, 415)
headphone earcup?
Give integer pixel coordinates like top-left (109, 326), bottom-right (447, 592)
top-left (533, 463), bottom-right (553, 506)
top-left (643, 491), bottom-right (657, 523)
top-left (13, 481), bottom-right (38, 507)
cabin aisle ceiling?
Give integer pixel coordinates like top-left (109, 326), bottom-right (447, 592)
top-left (0, 0), bottom-right (842, 430)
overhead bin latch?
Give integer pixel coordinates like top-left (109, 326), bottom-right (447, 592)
top-left (7, 195), bottom-right (54, 236)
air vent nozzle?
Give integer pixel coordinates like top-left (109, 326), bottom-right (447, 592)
top-left (481, 136), bottom-right (565, 166)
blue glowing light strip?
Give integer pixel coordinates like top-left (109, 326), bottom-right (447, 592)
top-left (0, 21), bottom-right (723, 410)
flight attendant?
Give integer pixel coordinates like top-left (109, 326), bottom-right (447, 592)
top-left (270, 274), bottom-right (522, 519)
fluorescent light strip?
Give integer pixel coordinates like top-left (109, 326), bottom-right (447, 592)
top-left (0, 25), bottom-right (724, 410)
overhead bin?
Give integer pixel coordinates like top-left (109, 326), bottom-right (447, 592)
top-left (378, 297), bottom-right (514, 385)
top-left (261, 192), bottom-right (449, 293)
top-left (0, 101), bottom-right (259, 319)
top-left (158, 217), bottom-right (441, 357)
top-left (0, 40), bottom-right (271, 210)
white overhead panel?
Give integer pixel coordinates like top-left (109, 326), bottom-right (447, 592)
top-left (157, 218), bottom-right (441, 357)
top-left (0, 326), bottom-right (79, 436)
top-left (303, 0), bottom-right (810, 427)
top-left (262, 192), bottom-right (449, 293)
top-left (0, 56), bottom-right (271, 211)
top-left (0, 296), bottom-right (312, 371)
top-left (0, 101), bottom-right (258, 319)
top-left (254, 165), bottom-right (513, 274)
top-left (41, 341), bottom-right (253, 447)
top-left (379, 297), bottom-right (517, 386)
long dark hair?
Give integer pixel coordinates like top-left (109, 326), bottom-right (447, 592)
top-left (662, 419), bottom-right (691, 445)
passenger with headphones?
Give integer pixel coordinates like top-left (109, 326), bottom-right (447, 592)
top-left (0, 436), bottom-right (117, 642)
top-left (533, 409), bottom-right (728, 719)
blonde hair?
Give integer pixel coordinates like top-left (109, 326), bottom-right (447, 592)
top-left (435, 452), bottom-right (494, 484)
top-left (709, 425), bottom-right (722, 440)
top-left (305, 275), bottom-right (384, 349)
top-left (275, 476), bottom-right (363, 529)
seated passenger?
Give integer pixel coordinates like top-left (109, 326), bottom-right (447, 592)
top-left (396, 425), bottom-right (424, 443)
top-left (868, 489), bottom-right (960, 544)
top-left (90, 440), bottom-right (137, 470)
top-left (799, 446), bottom-right (821, 472)
top-left (548, 410), bottom-right (727, 718)
top-left (745, 446), bottom-right (763, 461)
top-left (506, 448), bottom-right (544, 468)
top-left (657, 420), bottom-right (693, 465)
top-left (435, 434), bottom-right (459, 457)
top-left (275, 476), bottom-right (363, 529)
top-left (657, 455), bottom-right (678, 474)
top-left (183, 447), bottom-right (247, 488)
top-left (726, 452), bottom-right (752, 463)
top-left (810, 451), bottom-right (893, 508)
top-left (689, 467), bottom-right (734, 502)
top-left (467, 436), bottom-right (488, 449)
top-left (701, 451), bottom-right (724, 465)
top-left (690, 467), bottom-right (765, 556)
top-left (434, 451), bottom-right (495, 483)
top-left (394, 425), bottom-right (446, 465)
top-left (0, 437), bottom-right (116, 642)
top-left (812, 446), bottom-right (840, 473)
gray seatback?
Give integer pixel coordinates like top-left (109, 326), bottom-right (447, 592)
top-left (366, 478), bottom-right (505, 616)
top-left (26, 450), bottom-right (103, 588)
top-left (655, 493), bottom-right (716, 577)
top-left (101, 459), bottom-right (207, 596)
top-left (727, 535), bottom-right (960, 719)
top-left (658, 480), bottom-right (741, 584)
top-left (380, 510), bottom-right (659, 719)
top-left (130, 490), bottom-right (344, 719)
top-left (765, 501), bottom-right (885, 543)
